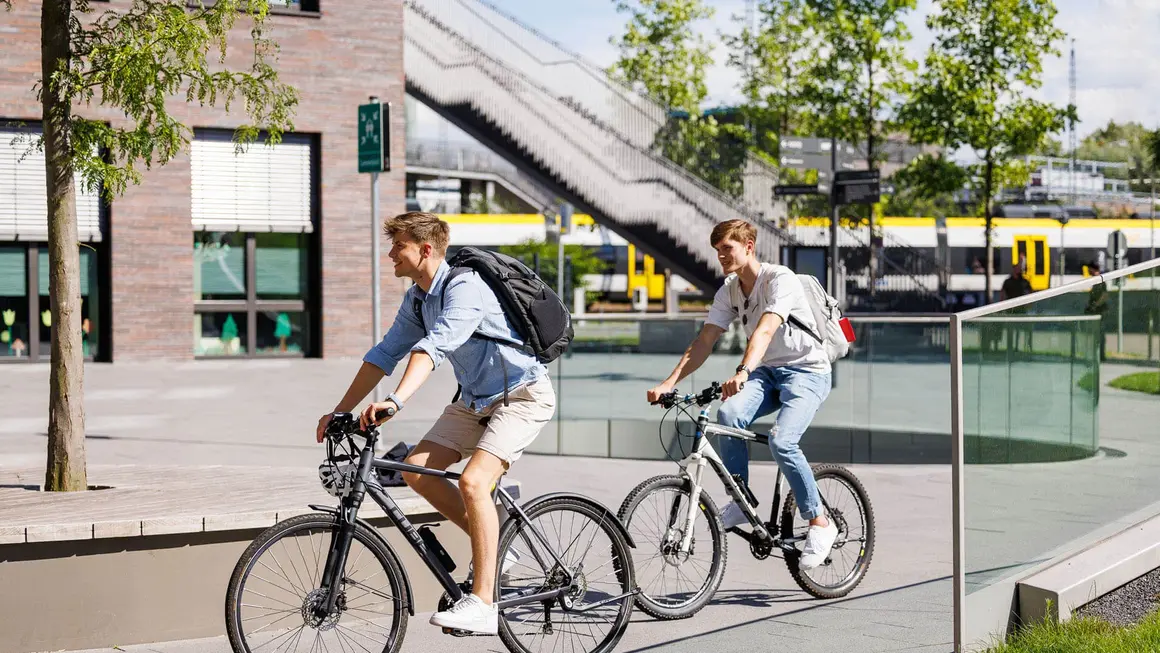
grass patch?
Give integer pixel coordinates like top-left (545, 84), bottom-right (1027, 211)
top-left (1108, 371), bottom-right (1160, 395)
top-left (987, 611), bottom-right (1160, 652)
top-left (1076, 370), bottom-right (1098, 392)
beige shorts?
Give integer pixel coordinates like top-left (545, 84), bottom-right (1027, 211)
top-left (421, 377), bottom-right (556, 465)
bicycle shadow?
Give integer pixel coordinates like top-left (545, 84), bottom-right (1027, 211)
top-left (706, 588), bottom-right (802, 608)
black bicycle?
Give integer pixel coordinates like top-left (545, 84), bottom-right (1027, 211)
top-left (617, 382), bottom-right (875, 620)
top-left (225, 408), bottom-right (639, 653)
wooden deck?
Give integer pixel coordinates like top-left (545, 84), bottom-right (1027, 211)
top-left (0, 464), bottom-right (434, 544)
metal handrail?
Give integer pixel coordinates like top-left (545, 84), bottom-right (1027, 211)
top-left (572, 312), bottom-right (954, 323)
top-left (957, 256), bottom-right (1160, 320)
top-left (404, 4), bottom-right (799, 270)
top-left (406, 0), bottom-right (792, 241)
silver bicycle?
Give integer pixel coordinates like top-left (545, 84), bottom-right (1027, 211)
top-left (617, 382), bottom-right (875, 620)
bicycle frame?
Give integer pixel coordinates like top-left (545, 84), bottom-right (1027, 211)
top-left (669, 404), bottom-right (785, 552)
top-left (314, 426), bottom-right (580, 616)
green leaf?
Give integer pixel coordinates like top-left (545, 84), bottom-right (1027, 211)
top-left (37, 0), bottom-right (299, 204)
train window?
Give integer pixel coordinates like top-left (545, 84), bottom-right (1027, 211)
top-left (1033, 239), bottom-right (1045, 276)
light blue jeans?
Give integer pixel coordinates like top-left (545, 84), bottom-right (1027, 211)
top-left (716, 365), bottom-right (832, 520)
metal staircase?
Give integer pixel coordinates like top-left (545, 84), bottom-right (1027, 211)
top-left (403, 0), bottom-right (795, 293)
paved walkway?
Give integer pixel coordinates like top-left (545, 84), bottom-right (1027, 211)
top-left (55, 457), bottom-right (953, 653)
top-left (2, 356), bottom-right (1157, 652)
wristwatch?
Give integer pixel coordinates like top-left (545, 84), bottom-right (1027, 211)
top-left (386, 393), bottom-right (405, 412)
top-left (735, 365), bottom-right (751, 376)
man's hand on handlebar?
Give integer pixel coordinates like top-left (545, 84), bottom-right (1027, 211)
top-left (359, 400), bottom-right (399, 431)
top-left (646, 381), bottom-right (676, 405)
top-left (722, 370), bottom-right (748, 401)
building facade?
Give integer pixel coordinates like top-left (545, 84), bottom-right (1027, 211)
top-left (0, 0), bottom-right (407, 363)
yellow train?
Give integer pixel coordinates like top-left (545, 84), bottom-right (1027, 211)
top-left (441, 213), bottom-right (1160, 301)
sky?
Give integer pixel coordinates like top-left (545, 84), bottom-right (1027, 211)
top-left (411, 0), bottom-right (1160, 150)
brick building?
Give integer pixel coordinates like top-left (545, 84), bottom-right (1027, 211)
top-left (0, 0), bottom-right (407, 363)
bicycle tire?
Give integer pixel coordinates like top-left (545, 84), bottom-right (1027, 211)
top-left (780, 464), bottom-right (875, 600)
top-left (225, 512), bottom-right (409, 653)
top-left (616, 474), bottom-right (727, 620)
top-left (496, 496), bottom-right (636, 653)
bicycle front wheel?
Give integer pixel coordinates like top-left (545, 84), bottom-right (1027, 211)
top-left (617, 474), bottom-right (727, 619)
top-left (225, 512), bottom-right (409, 653)
top-left (496, 496), bottom-right (636, 653)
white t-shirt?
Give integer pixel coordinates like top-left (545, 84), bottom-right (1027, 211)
top-left (705, 263), bottom-right (831, 373)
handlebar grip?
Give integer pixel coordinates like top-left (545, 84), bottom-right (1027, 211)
top-left (375, 406), bottom-right (396, 421)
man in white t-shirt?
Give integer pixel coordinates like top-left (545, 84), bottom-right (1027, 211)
top-left (646, 219), bottom-right (837, 569)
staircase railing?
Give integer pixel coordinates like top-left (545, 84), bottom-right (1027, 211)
top-left (406, 138), bottom-right (557, 210)
top-left (405, 1), bottom-right (795, 276)
top-left (840, 224), bottom-right (945, 304)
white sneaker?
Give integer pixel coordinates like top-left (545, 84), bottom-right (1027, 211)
top-left (719, 502), bottom-right (748, 530)
top-left (430, 593), bottom-right (498, 634)
top-left (799, 520), bottom-right (839, 570)
top-left (467, 548), bottom-right (522, 582)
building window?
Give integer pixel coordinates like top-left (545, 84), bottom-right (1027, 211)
top-left (191, 129), bottom-right (317, 358)
top-left (0, 244), bottom-right (102, 362)
top-left (193, 232), bottom-right (314, 357)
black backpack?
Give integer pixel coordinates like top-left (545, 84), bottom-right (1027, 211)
top-left (413, 247), bottom-right (573, 405)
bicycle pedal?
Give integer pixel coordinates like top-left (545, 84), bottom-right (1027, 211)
top-left (442, 627), bottom-right (494, 638)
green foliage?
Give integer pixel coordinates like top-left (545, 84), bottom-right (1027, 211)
top-left (36, 0), bottom-right (299, 203)
top-left (608, 0), bottom-right (714, 114)
top-left (800, 0), bottom-right (917, 164)
top-left (497, 239), bottom-right (610, 306)
top-left (1108, 371), bottom-right (1160, 395)
top-left (900, 0), bottom-right (1071, 180)
top-left (723, 0), bottom-right (815, 153)
top-left (899, 0), bottom-right (1070, 297)
top-left (985, 609), bottom-right (1160, 652)
top-left (659, 116), bottom-right (751, 197)
top-left (608, 0), bottom-right (755, 197)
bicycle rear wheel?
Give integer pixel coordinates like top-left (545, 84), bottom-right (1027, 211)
top-left (225, 512), bottom-right (409, 653)
top-left (780, 464), bottom-right (875, 599)
top-left (496, 496), bottom-right (636, 653)
top-left (617, 474), bottom-right (726, 619)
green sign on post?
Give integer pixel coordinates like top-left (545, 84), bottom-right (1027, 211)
top-left (358, 101), bottom-right (389, 173)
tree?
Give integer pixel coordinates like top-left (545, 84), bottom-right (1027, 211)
top-left (723, 0), bottom-right (816, 155)
top-left (900, 0), bottom-right (1071, 302)
top-left (883, 152), bottom-right (969, 216)
top-left (608, 0), bottom-right (749, 194)
top-left (608, 0), bottom-right (714, 114)
top-left (801, 0), bottom-right (916, 291)
top-left (7, 0), bottom-right (297, 491)
top-left (497, 240), bottom-right (610, 306)
top-left (802, 0), bottom-right (916, 167)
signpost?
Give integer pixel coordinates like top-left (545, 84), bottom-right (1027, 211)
top-left (773, 135), bottom-right (878, 297)
top-left (1108, 230), bottom-right (1128, 352)
top-left (774, 184), bottom-right (823, 196)
top-left (834, 170), bottom-right (881, 205)
top-left (359, 97), bottom-right (389, 401)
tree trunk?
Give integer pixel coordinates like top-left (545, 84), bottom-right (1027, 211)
top-left (42, 0), bottom-right (87, 492)
top-left (983, 153), bottom-right (995, 305)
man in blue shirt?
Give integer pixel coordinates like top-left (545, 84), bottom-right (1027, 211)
top-left (315, 212), bottom-right (555, 635)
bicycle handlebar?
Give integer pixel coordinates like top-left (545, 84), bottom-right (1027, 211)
top-left (650, 381), bottom-right (729, 409)
top-left (323, 406), bottom-right (395, 443)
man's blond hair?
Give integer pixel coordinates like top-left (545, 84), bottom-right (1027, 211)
top-left (383, 211), bottom-right (450, 253)
top-left (710, 219), bottom-right (757, 247)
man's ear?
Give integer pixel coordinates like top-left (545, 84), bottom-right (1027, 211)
top-left (420, 242), bottom-right (434, 260)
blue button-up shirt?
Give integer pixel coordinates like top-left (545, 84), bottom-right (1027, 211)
top-left (364, 261), bottom-right (548, 412)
